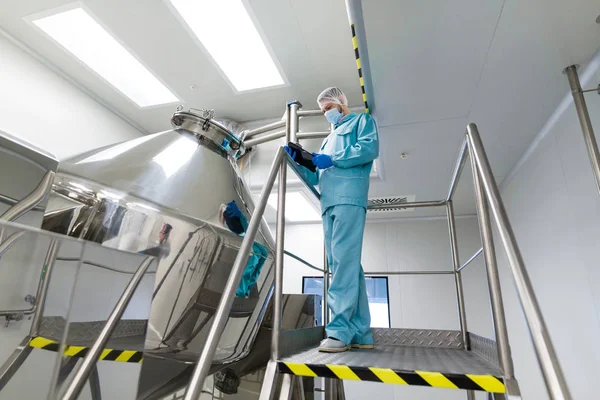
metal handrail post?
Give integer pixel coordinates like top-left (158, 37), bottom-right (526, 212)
top-left (0, 193), bottom-right (46, 211)
top-left (324, 379), bottom-right (335, 400)
top-left (466, 123), bottom-right (571, 400)
top-left (368, 270), bottom-right (453, 276)
top-left (296, 132), bottom-right (329, 140)
top-left (244, 130), bottom-right (286, 148)
top-left (289, 102), bottom-right (301, 143)
top-left (468, 145), bottom-right (515, 379)
top-left (61, 256), bottom-right (154, 400)
top-left (367, 200), bottom-right (446, 211)
top-left (272, 156), bottom-right (287, 361)
top-left (564, 65), bottom-right (600, 195)
top-left (184, 148), bottom-right (285, 400)
top-left (0, 170), bottom-right (55, 222)
top-left (271, 102), bottom-right (297, 360)
top-left (297, 109), bottom-right (323, 117)
top-left (0, 238), bottom-right (60, 390)
top-left (323, 244), bottom-right (329, 326)
top-left (446, 201), bottom-right (469, 350)
top-left (30, 239), bottom-right (60, 337)
top-left (243, 120), bottom-right (286, 138)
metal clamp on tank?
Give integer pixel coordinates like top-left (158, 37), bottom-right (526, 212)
top-left (171, 108), bottom-right (245, 159)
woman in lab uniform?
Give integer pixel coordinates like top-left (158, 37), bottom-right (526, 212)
top-left (286, 87), bottom-right (379, 352)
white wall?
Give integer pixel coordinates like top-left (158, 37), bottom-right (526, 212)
top-left (0, 32), bottom-right (145, 399)
top-left (283, 217), bottom-right (493, 400)
top-left (494, 67), bottom-right (600, 399)
top-left (0, 33), bottom-right (142, 160)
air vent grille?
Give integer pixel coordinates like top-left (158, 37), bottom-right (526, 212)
top-left (367, 195), bottom-right (416, 212)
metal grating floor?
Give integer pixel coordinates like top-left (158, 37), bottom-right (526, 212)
top-left (282, 346), bottom-right (502, 376)
top-left (278, 345), bottom-right (506, 393)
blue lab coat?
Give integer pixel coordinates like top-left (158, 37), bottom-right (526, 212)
top-left (298, 112), bottom-right (379, 345)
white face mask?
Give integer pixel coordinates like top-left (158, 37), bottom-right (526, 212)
top-left (324, 108), bottom-right (343, 125)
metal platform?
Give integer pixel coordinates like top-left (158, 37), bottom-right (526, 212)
top-left (39, 317), bottom-right (147, 344)
top-left (26, 317), bottom-right (148, 363)
top-left (277, 329), bottom-right (506, 394)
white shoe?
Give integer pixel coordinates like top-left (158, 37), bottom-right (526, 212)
top-left (318, 338), bottom-right (350, 353)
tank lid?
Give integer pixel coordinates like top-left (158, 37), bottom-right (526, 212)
top-left (171, 109), bottom-right (244, 158)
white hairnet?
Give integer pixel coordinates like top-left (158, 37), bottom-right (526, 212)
top-left (317, 87), bottom-right (348, 107)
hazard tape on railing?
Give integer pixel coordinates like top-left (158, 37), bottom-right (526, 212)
top-left (28, 336), bottom-right (143, 363)
top-left (278, 362), bottom-right (505, 393)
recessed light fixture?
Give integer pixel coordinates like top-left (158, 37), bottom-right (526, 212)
top-left (32, 7), bottom-right (179, 107)
top-left (267, 191), bottom-right (321, 222)
top-left (168, 0), bottom-right (285, 92)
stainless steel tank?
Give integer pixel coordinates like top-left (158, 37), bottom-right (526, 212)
top-left (40, 110), bottom-right (276, 366)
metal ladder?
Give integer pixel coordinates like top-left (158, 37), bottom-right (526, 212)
top-left (178, 102), bottom-right (572, 400)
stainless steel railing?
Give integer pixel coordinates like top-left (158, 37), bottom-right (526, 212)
top-left (184, 102), bottom-right (330, 399)
top-left (451, 127), bottom-right (515, 393)
top-left (0, 170), bottom-right (55, 254)
top-left (49, 115), bottom-right (571, 399)
top-left (466, 123), bottom-right (570, 399)
top-left (285, 250), bottom-right (454, 277)
top-left (564, 65), bottom-right (600, 196)
top-left (183, 147), bottom-right (287, 400)
top-left (0, 193), bottom-right (46, 212)
top-left (179, 100), bottom-right (572, 399)
top-left (6, 105), bottom-right (562, 398)
top-left (0, 254), bottom-right (156, 317)
top-left (62, 256), bottom-right (155, 400)
top-left (5, 110), bottom-right (564, 398)
top-left (133, 98), bottom-right (571, 399)
top-left (0, 170), bottom-right (55, 222)
top-left (0, 239), bottom-right (60, 390)
top-left (0, 222), bottom-right (157, 398)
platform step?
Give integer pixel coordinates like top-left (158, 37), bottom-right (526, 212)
top-left (24, 317), bottom-right (148, 363)
top-left (279, 346), bottom-right (504, 393)
top-left (277, 328), bottom-right (506, 394)
top-left (28, 335), bottom-right (145, 363)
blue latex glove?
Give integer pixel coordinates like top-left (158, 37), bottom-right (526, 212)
top-left (284, 145), bottom-right (298, 161)
top-left (225, 200), bottom-right (242, 218)
top-left (312, 153), bottom-right (333, 169)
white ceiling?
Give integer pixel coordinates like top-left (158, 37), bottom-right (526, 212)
top-left (359, 0), bottom-right (600, 218)
top-left (0, 0), bottom-right (363, 133)
top-left (0, 0), bottom-right (599, 219)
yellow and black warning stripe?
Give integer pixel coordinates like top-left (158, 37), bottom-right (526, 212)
top-left (278, 362), bottom-right (505, 393)
top-left (350, 24), bottom-right (369, 114)
top-left (28, 336), bottom-right (143, 363)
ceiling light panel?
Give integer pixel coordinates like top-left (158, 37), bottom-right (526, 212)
top-left (32, 7), bottom-right (179, 107)
top-left (168, 0), bottom-right (285, 92)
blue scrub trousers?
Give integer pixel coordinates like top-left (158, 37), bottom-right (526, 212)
top-left (323, 204), bottom-right (372, 345)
